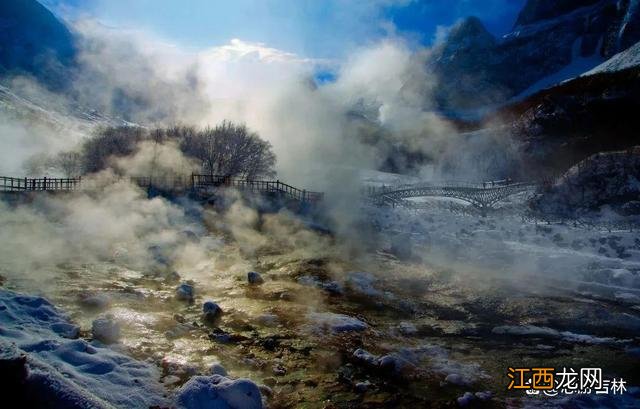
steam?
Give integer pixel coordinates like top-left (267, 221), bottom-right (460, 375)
top-left (111, 140), bottom-right (199, 179)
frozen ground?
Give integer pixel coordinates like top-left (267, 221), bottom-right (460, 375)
top-left (369, 202), bottom-right (640, 295)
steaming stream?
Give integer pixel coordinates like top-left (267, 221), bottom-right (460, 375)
top-left (1, 187), bottom-right (639, 407)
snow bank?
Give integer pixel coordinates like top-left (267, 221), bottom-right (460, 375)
top-left (0, 289), bottom-right (168, 408)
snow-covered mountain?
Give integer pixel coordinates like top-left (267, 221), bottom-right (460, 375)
top-left (431, 0), bottom-right (640, 111)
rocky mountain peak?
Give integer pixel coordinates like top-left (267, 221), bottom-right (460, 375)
top-left (446, 16), bottom-right (496, 48)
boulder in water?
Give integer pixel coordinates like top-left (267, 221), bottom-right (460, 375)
top-left (176, 283), bottom-right (195, 302)
top-left (247, 272), bottom-right (264, 285)
top-left (202, 301), bottom-right (222, 323)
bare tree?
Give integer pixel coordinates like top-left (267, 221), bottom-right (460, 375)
top-left (53, 151), bottom-right (83, 177)
top-left (178, 121), bottom-right (276, 179)
top-left (80, 126), bottom-right (147, 173)
top-left (50, 121), bottom-right (276, 180)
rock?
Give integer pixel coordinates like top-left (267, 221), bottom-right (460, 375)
top-left (377, 354), bottom-right (412, 374)
top-left (457, 392), bottom-right (475, 407)
top-left (307, 312), bottom-right (367, 333)
top-left (165, 271), bottom-right (181, 283)
top-left (355, 380), bottom-right (371, 393)
top-left (176, 283), bottom-right (195, 302)
top-left (272, 363), bottom-right (286, 376)
top-left (398, 321), bottom-right (418, 335)
top-left (210, 362), bottom-right (228, 376)
top-left (165, 323), bottom-right (192, 339)
top-left (258, 384), bottom-right (273, 397)
top-left (176, 375), bottom-right (263, 409)
top-left (91, 315), bottom-right (120, 344)
top-left (162, 356), bottom-right (198, 378)
top-left (78, 292), bottom-right (111, 310)
top-left (202, 301), bottom-right (223, 323)
top-left (256, 313), bottom-right (278, 327)
top-left (346, 272), bottom-right (382, 298)
top-left (247, 271), bottom-right (264, 285)
top-left (353, 348), bottom-right (378, 367)
top-left (475, 391), bottom-right (492, 401)
top-left (445, 373), bottom-right (467, 386)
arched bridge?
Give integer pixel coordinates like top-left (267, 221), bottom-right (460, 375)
top-left (368, 181), bottom-right (537, 213)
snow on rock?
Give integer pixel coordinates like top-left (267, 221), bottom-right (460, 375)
top-left (492, 325), bottom-right (620, 344)
top-left (0, 289), bottom-right (168, 408)
top-left (247, 271), bottom-right (264, 285)
top-left (307, 312), bottom-right (367, 333)
top-left (176, 375), bottom-right (263, 409)
top-left (91, 315), bottom-right (121, 344)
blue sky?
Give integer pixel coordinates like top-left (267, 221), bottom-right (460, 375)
top-left (43, 0), bottom-right (526, 58)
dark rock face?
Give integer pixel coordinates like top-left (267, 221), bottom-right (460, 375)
top-left (430, 0), bottom-right (640, 110)
top-left (505, 66), bottom-right (640, 178)
top-left (0, 0), bottom-right (76, 89)
top-left (514, 0), bottom-right (602, 26)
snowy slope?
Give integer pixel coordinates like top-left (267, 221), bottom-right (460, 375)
top-left (0, 289), bottom-right (169, 408)
top-left (513, 37), bottom-right (604, 99)
top-left (583, 41), bottom-right (640, 75)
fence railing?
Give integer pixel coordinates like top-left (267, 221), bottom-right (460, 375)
top-left (0, 174), bottom-right (324, 204)
top-left (191, 174), bottom-right (324, 203)
top-left (0, 176), bottom-right (81, 192)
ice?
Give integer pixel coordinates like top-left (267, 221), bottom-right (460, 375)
top-left (0, 289), bottom-right (168, 408)
top-left (176, 375), bottom-right (263, 409)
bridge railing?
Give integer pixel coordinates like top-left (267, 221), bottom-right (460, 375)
top-left (365, 180), bottom-right (535, 196)
top-left (191, 174), bottom-right (324, 203)
top-left (1, 176), bottom-right (81, 192)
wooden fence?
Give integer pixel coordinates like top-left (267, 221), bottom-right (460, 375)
top-left (1, 174), bottom-right (324, 204)
top-left (0, 176), bottom-right (81, 192)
